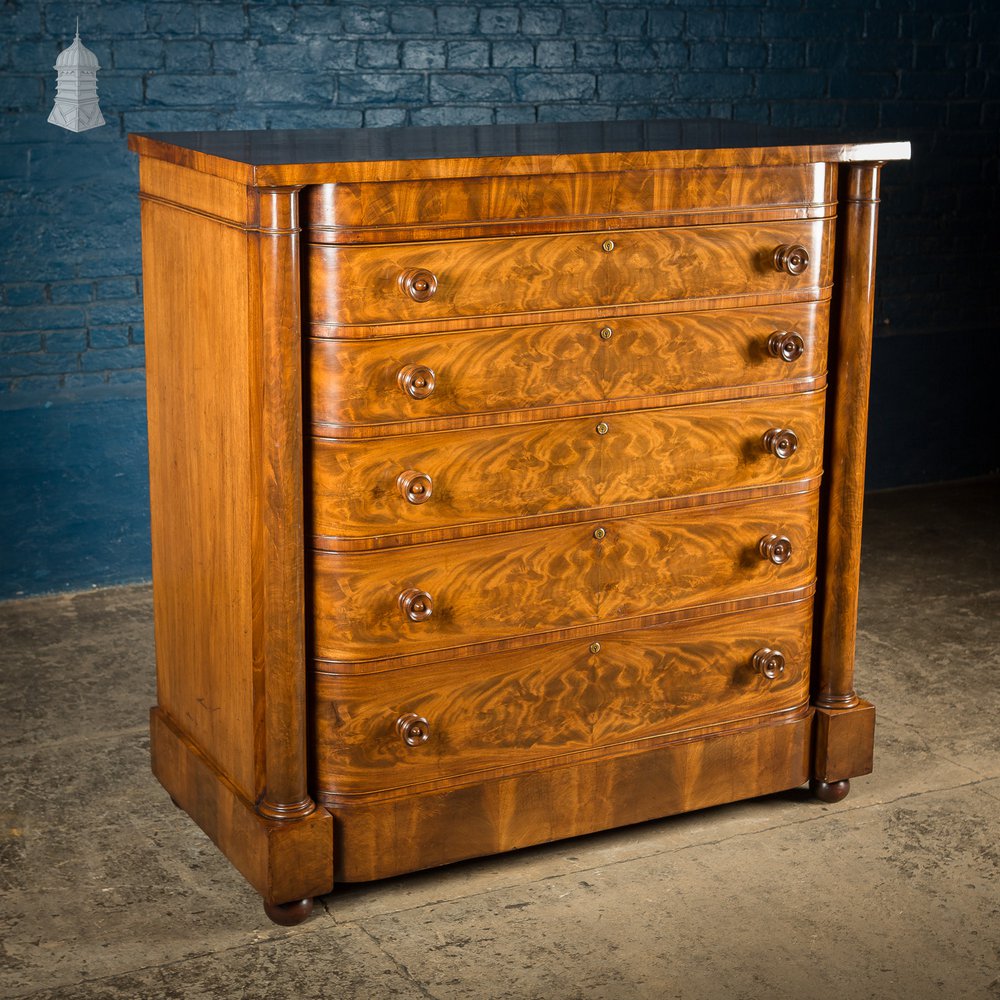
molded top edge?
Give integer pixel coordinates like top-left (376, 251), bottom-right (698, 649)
top-left (129, 118), bottom-right (910, 167)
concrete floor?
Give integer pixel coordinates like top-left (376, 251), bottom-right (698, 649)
top-left (1, 479), bottom-right (998, 1000)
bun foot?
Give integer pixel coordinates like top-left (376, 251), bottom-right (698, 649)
top-left (263, 897), bottom-right (314, 926)
top-left (811, 778), bottom-right (851, 803)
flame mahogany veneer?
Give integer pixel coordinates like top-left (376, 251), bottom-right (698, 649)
top-left (128, 119), bottom-right (909, 924)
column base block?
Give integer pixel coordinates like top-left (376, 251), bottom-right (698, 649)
top-left (150, 707), bottom-right (334, 906)
top-left (812, 699), bottom-right (876, 783)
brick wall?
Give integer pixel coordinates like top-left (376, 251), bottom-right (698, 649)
top-left (1, 0), bottom-right (998, 594)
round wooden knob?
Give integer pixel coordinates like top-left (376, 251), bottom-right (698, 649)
top-left (759, 534), bottom-right (793, 565)
top-left (767, 330), bottom-right (805, 362)
top-left (399, 267), bottom-right (438, 302)
top-left (396, 713), bottom-right (431, 747)
top-left (752, 647), bottom-right (786, 680)
top-left (773, 244), bottom-right (810, 275)
top-left (397, 470), bottom-right (433, 505)
top-left (399, 588), bottom-right (434, 622)
top-left (397, 363), bottom-right (436, 399)
top-left (763, 428), bottom-right (799, 460)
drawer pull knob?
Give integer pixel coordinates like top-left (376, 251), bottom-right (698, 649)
top-left (758, 534), bottom-right (793, 565)
top-left (599, 326), bottom-right (614, 341)
top-left (396, 713), bottom-right (431, 747)
top-left (399, 267), bottom-right (439, 302)
top-left (768, 330), bottom-right (805, 362)
top-left (752, 647), bottom-right (786, 680)
top-left (763, 428), bottom-right (799, 460)
top-left (397, 364), bottom-right (436, 399)
top-left (602, 239), bottom-right (616, 252)
top-left (397, 470), bottom-right (433, 505)
top-left (773, 244), bottom-right (810, 275)
top-left (399, 588), bottom-right (434, 622)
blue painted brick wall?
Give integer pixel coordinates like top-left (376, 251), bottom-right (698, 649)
top-left (1, 0), bottom-right (998, 596)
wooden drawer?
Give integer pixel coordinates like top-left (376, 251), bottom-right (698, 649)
top-left (310, 389), bottom-right (826, 546)
top-left (308, 219), bottom-right (833, 329)
top-left (304, 162), bottom-right (835, 241)
top-left (312, 598), bottom-right (813, 794)
top-left (308, 300), bottom-right (829, 430)
top-left (311, 489), bottom-right (819, 662)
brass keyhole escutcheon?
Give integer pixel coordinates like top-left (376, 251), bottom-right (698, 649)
top-left (589, 642), bottom-right (601, 654)
top-left (602, 239), bottom-right (616, 252)
top-left (593, 527), bottom-right (606, 540)
top-left (596, 421), bottom-right (609, 435)
top-left (599, 326), bottom-right (614, 341)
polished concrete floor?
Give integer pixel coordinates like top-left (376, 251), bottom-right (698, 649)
top-left (1, 479), bottom-right (998, 1000)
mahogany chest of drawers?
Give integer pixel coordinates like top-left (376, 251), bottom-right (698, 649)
top-left (128, 120), bottom-right (909, 924)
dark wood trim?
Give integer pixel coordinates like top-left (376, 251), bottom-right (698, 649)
top-left (253, 185), bottom-right (316, 822)
top-left (816, 163), bottom-right (884, 711)
top-left (813, 701), bottom-right (876, 782)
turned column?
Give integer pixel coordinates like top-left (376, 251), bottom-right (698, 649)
top-left (254, 186), bottom-right (315, 822)
top-left (816, 161), bottom-right (884, 711)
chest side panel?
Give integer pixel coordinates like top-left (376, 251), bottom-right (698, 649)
top-left (141, 198), bottom-right (258, 799)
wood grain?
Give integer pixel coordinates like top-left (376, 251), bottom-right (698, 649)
top-left (252, 186), bottom-right (316, 822)
top-left (813, 700), bottom-right (876, 782)
top-left (308, 219), bottom-right (833, 327)
top-left (151, 708), bottom-right (334, 906)
top-left (127, 129), bottom-right (910, 188)
top-left (131, 123), bottom-right (906, 910)
top-left (304, 162), bottom-right (834, 242)
top-left (309, 389), bottom-right (826, 544)
top-left (310, 489), bottom-right (820, 662)
top-left (317, 290), bottom-right (832, 340)
top-left (139, 168), bottom-right (327, 907)
top-left (307, 300), bottom-right (830, 432)
top-left (321, 710), bottom-right (813, 882)
top-left (138, 157), bottom-right (251, 227)
top-left (312, 598), bottom-right (813, 795)
top-left (141, 197), bottom-right (258, 800)
top-left (816, 163), bottom-right (883, 711)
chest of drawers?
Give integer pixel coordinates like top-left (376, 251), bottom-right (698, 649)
top-left (129, 120), bottom-right (909, 924)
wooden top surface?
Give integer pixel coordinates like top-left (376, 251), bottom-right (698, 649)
top-left (128, 118), bottom-right (911, 187)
